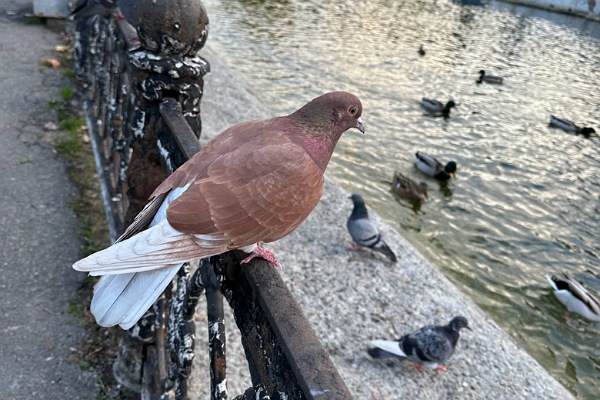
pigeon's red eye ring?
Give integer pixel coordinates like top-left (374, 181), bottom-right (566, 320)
top-left (348, 106), bottom-right (357, 116)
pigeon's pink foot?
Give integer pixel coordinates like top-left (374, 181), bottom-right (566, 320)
top-left (347, 245), bottom-right (366, 252)
top-left (434, 365), bottom-right (448, 372)
top-left (241, 243), bottom-right (281, 268)
top-left (415, 365), bottom-right (426, 373)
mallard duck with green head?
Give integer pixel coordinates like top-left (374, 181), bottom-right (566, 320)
top-left (547, 273), bottom-right (600, 322)
top-left (414, 151), bottom-right (457, 181)
top-left (549, 116), bottom-right (596, 138)
top-left (420, 98), bottom-right (456, 119)
top-left (476, 70), bottom-right (503, 84)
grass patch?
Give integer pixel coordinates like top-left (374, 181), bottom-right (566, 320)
top-left (49, 35), bottom-right (136, 400)
top-left (26, 16), bottom-right (45, 25)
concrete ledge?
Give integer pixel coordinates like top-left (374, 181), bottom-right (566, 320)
top-left (189, 45), bottom-right (575, 399)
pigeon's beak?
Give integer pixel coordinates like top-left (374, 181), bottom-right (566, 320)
top-left (355, 117), bottom-right (365, 134)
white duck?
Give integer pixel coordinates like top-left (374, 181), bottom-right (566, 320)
top-left (547, 274), bottom-right (600, 322)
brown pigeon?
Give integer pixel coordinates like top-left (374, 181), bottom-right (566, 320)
top-left (73, 91), bottom-right (364, 329)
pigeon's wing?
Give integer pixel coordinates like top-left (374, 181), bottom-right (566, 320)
top-left (167, 140), bottom-right (324, 246)
top-left (348, 218), bottom-right (380, 247)
top-left (411, 326), bottom-right (454, 363)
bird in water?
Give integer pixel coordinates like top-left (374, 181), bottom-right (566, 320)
top-left (420, 98), bottom-right (456, 119)
top-left (73, 91), bottom-right (365, 329)
top-left (549, 116), bottom-right (596, 138)
top-left (547, 274), bottom-right (600, 322)
top-left (476, 70), bottom-right (503, 84)
top-left (418, 45), bottom-right (426, 56)
top-left (368, 316), bottom-right (470, 372)
top-left (347, 193), bottom-right (397, 263)
top-left (392, 171), bottom-right (428, 205)
top-left (414, 151), bottom-right (457, 181)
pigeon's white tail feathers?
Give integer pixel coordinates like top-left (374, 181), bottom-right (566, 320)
top-left (369, 340), bottom-right (407, 358)
top-left (91, 264), bottom-right (182, 329)
top-left (73, 220), bottom-right (229, 275)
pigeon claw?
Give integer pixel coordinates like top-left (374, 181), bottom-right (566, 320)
top-left (241, 243), bottom-right (282, 268)
top-left (415, 365), bottom-right (426, 373)
top-left (434, 365), bottom-right (448, 372)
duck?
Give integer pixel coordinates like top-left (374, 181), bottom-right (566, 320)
top-left (476, 70), bottom-right (503, 84)
top-left (547, 273), bottom-right (600, 322)
top-left (420, 98), bottom-right (456, 119)
top-left (392, 172), bottom-right (428, 205)
top-left (549, 116), bottom-right (596, 138)
top-left (414, 151), bottom-right (457, 180)
top-left (418, 45), bottom-right (426, 56)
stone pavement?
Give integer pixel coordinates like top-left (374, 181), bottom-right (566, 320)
top-left (0, 1), bottom-right (98, 399)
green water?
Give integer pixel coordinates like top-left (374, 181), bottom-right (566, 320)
top-left (201, 0), bottom-right (600, 397)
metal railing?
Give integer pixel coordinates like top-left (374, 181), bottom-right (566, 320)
top-left (73, 1), bottom-right (352, 399)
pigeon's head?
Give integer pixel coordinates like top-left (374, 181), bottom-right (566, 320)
top-left (448, 316), bottom-right (470, 332)
top-left (349, 193), bottom-right (365, 206)
top-left (294, 91), bottom-right (364, 136)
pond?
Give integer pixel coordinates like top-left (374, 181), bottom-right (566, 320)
top-left (201, 0), bottom-right (600, 398)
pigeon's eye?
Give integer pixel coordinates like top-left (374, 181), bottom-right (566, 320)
top-left (348, 106), bottom-right (357, 116)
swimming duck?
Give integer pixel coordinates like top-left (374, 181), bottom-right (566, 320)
top-left (549, 116), bottom-right (596, 138)
top-left (414, 151), bottom-right (457, 180)
top-left (476, 70), bottom-right (503, 84)
top-left (392, 172), bottom-right (428, 205)
top-left (547, 274), bottom-right (600, 322)
top-left (420, 98), bottom-right (456, 118)
top-left (418, 45), bottom-right (426, 56)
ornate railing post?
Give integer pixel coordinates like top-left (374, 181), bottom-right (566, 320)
top-left (74, 1), bottom-right (210, 398)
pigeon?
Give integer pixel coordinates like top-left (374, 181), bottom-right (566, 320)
top-left (420, 98), bottom-right (456, 119)
top-left (73, 91), bottom-right (365, 329)
top-left (549, 116), bottom-right (596, 138)
top-left (368, 316), bottom-right (470, 372)
top-left (547, 274), bottom-right (600, 321)
top-left (476, 70), bottom-right (503, 84)
top-left (347, 193), bottom-right (397, 263)
top-left (414, 151), bottom-right (457, 181)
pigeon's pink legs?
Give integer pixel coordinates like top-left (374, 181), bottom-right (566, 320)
top-left (347, 245), bottom-right (366, 251)
top-left (414, 364), bottom-right (447, 372)
top-left (241, 243), bottom-right (282, 268)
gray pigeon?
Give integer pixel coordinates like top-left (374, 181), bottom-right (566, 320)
top-left (368, 316), bottom-right (470, 371)
top-left (347, 193), bottom-right (397, 262)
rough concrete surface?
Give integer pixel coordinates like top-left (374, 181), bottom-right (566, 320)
top-left (189, 46), bottom-right (576, 400)
top-left (0, 1), bottom-right (98, 399)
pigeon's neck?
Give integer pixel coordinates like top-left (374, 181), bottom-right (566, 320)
top-left (443, 327), bottom-right (460, 347)
top-left (350, 202), bottom-right (368, 220)
top-left (289, 126), bottom-right (342, 173)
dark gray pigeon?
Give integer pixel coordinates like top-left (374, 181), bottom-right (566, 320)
top-left (347, 193), bottom-right (397, 262)
top-left (368, 316), bottom-right (470, 371)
